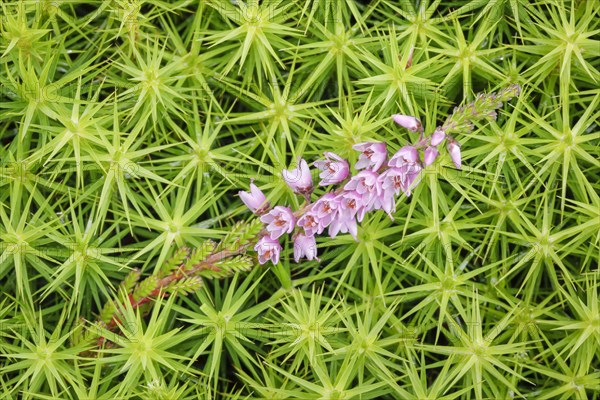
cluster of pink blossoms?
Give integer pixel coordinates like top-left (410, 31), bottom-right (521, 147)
top-left (239, 114), bottom-right (462, 265)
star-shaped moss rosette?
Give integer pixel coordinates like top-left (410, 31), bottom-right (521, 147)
top-left (84, 84), bottom-right (520, 349)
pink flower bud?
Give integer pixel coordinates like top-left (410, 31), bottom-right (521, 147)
top-left (430, 128), bottom-right (446, 146)
top-left (424, 147), bottom-right (438, 166)
top-left (260, 206), bottom-right (295, 240)
top-left (239, 183), bottom-right (269, 214)
top-left (313, 152), bottom-right (350, 186)
top-left (293, 234), bottom-right (319, 262)
top-left (254, 236), bottom-right (282, 265)
top-left (283, 158), bottom-right (313, 194)
top-left (352, 142), bottom-right (387, 171)
top-left (447, 140), bottom-right (461, 169)
top-left (392, 114), bottom-right (422, 132)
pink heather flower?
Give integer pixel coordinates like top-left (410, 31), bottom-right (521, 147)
top-left (313, 152), bottom-right (349, 186)
top-left (380, 165), bottom-right (422, 198)
top-left (260, 206), bottom-right (295, 240)
top-left (328, 212), bottom-right (358, 240)
top-left (297, 212), bottom-right (322, 236)
top-left (380, 168), bottom-right (405, 198)
top-left (447, 140), bottom-right (461, 169)
top-left (254, 236), bottom-right (282, 265)
top-left (336, 189), bottom-right (371, 223)
top-left (372, 191), bottom-right (395, 218)
top-left (430, 128), bottom-right (446, 146)
top-left (378, 169), bottom-right (404, 216)
top-left (372, 180), bottom-right (396, 220)
top-left (392, 114), bottom-right (422, 132)
top-left (336, 191), bottom-right (364, 219)
top-left (424, 147), bottom-right (439, 166)
top-left (344, 170), bottom-right (381, 197)
top-left (312, 193), bottom-right (340, 228)
top-left (388, 145), bottom-right (420, 168)
top-left (283, 159), bottom-right (313, 194)
top-left (293, 234), bottom-right (319, 262)
top-left (352, 142), bottom-right (387, 171)
top-left (239, 183), bottom-right (269, 214)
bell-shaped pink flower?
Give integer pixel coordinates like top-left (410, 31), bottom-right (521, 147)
top-left (312, 193), bottom-right (340, 228)
top-left (239, 183), bottom-right (269, 214)
top-left (392, 114), bottom-right (422, 132)
top-left (254, 236), bottom-right (282, 265)
top-left (344, 170), bottom-right (381, 196)
top-left (344, 170), bottom-right (383, 217)
top-left (297, 211), bottom-right (322, 236)
top-left (370, 179), bottom-right (395, 218)
top-left (336, 190), bottom-right (368, 222)
top-left (336, 191), bottom-right (364, 219)
top-left (352, 142), bottom-right (387, 171)
top-left (380, 165), bottom-right (421, 198)
top-left (283, 159), bottom-right (313, 194)
top-left (380, 168), bottom-right (404, 198)
top-left (388, 145), bottom-right (420, 168)
top-left (424, 147), bottom-right (439, 166)
top-left (328, 212), bottom-right (358, 240)
top-left (387, 146), bottom-right (422, 196)
top-left (313, 152), bottom-right (350, 186)
top-left (430, 128), bottom-right (446, 146)
top-left (293, 234), bottom-right (319, 262)
top-left (260, 206), bottom-right (295, 240)
top-left (447, 139), bottom-right (461, 169)
top-left (372, 190), bottom-right (396, 218)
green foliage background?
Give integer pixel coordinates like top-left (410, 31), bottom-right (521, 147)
top-left (0, 0), bottom-right (599, 398)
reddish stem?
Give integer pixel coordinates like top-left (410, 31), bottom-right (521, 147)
top-left (98, 245), bottom-right (253, 335)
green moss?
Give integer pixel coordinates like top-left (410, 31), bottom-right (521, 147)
top-left (0, 0), bottom-right (598, 398)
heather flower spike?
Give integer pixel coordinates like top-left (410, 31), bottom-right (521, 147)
top-left (353, 142), bottom-right (387, 171)
top-left (241, 85), bottom-right (519, 263)
top-left (314, 152), bottom-right (350, 186)
top-left (239, 183), bottom-right (269, 214)
top-left (283, 158), bottom-right (313, 194)
top-left (254, 236), bottom-right (282, 265)
top-left (392, 114), bottom-right (423, 132)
